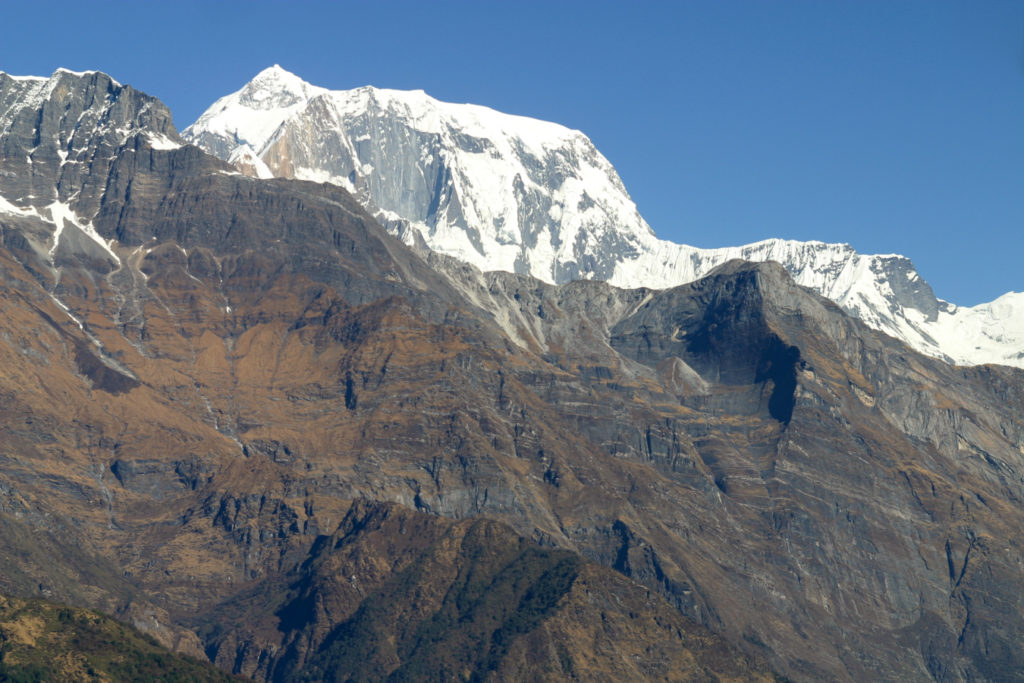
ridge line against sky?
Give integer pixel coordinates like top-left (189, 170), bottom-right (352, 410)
top-left (2, 0), bottom-right (1021, 306)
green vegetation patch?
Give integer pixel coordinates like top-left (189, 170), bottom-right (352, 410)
top-left (0, 595), bottom-right (238, 682)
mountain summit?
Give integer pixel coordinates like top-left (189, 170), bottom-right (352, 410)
top-left (184, 67), bottom-right (1024, 369)
top-left (185, 66), bottom-right (654, 284)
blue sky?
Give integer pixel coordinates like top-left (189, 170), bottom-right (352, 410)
top-left (3, 1), bottom-right (1021, 305)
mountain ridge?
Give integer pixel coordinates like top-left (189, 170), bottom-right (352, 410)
top-left (183, 66), bottom-right (1024, 369)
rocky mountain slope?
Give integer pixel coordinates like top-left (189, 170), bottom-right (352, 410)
top-left (2, 68), bottom-right (1024, 681)
top-left (0, 68), bottom-right (777, 681)
top-left (184, 66), bottom-right (1023, 370)
top-left (197, 501), bottom-right (775, 681)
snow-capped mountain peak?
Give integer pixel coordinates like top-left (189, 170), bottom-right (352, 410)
top-left (235, 64), bottom-right (326, 112)
top-left (185, 65), bottom-right (326, 161)
top-left (184, 67), bottom-right (1023, 369)
top-left (184, 67), bottom-right (655, 286)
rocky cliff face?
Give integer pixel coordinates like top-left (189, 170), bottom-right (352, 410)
top-left (0, 69), bottom-right (179, 224)
top-left (1, 69), bottom-right (1023, 682)
top-left (183, 66), bottom-right (1024, 369)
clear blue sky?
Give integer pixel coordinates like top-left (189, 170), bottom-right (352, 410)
top-left (4, 1), bottom-right (1021, 305)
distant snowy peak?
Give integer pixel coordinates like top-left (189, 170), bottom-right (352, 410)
top-left (185, 66), bottom-right (1023, 369)
top-left (184, 65), bottom-right (325, 161)
top-left (188, 65), bottom-right (580, 158)
top-left (183, 65), bottom-right (656, 285)
top-left (930, 291), bottom-right (1024, 367)
top-left (237, 64), bottom-right (327, 111)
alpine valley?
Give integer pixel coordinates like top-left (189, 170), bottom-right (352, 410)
top-left (0, 66), bottom-right (1022, 682)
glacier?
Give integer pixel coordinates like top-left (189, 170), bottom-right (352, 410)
top-left (184, 66), bottom-right (1023, 369)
